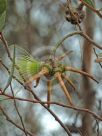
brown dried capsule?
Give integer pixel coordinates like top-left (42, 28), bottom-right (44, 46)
top-left (65, 3), bottom-right (85, 25)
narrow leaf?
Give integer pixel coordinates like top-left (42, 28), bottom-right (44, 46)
top-left (0, 11), bottom-right (6, 31)
top-left (0, 0), bottom-right (7, 15)
top-left (0, 0), bottom-right (7, 31)
top-left (81, 0), bottom-right (94, 7)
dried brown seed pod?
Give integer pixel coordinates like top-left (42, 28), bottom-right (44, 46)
top-left (65, 3), bottom-right (85, 25)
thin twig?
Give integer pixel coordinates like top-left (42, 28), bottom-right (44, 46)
top-left (1, 92), bottom-right (102, 122)
top-left (25, 86), bottom-right (73, 136)
top-left (65, 66), bottom-right (98, 83)
top-left (53, 31), bottom-right (102, 54)
top-left (0, 59), bottom-right (72, 135)
top-left (0, 33), bottom-right (26, 82)
top-left (93, 48), bottom-right (102, 69)
top-left (80, 0), bottom-right (102, 19)
top-left (55, 72), bottom-right (74, 106)
top-left (10, 84), bottom-right (28, 136)
top-left (0, 106), bottom-right (33, 136)
top-left (0, 32), bottom-right (12, 59)
top-left (66, 0), bottom-right (82, 30)
top-left (0, 59), bottom-right (24, 86)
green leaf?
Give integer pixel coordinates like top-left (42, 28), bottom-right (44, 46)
top-left (4, 45), bottom-right (15, 92)
top-left (15, 46), bottom-right (42, 80)
top-left (0, 11), bottom-right (6, 31)
top-left (0, 0), bottom-right (7, 15)
top-left (0, 0), bottom-right (7, 31)
top-left (84, 0), bottom-right (94, 7)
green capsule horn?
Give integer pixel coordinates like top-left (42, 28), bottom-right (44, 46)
top-left (10, 45), bottom-right (43, 81)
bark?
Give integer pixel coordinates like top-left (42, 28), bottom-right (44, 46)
top-left (81, 7), bottom-right (96, 136)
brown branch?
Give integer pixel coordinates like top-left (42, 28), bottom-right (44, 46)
top-left (80, 0), bottom-right (102, 19)
top-left (0, 106), bottom-right (33, 136)
top-left (0, 33), bottom-right (26, 82)
top-left (0, 32), bottom-right (12, 59)
top-left (65, 66), bottom-right (98, 83)
top-left (55, 72), bottom-right (73, 106)
top-left (66, 0), bottom-right (82, 30)
top-left (0, 59), bottom-right (24, 86)
top-left (1, 92), bottom-right (102, 122)
top-left (10, 84), bottom-right (28, 136)
top-left (25, 86), bottom-right (73, 136)
top-left (0, 59), bottom-right (72, 135)
top-left (54, 31), bottom-right (102, 53)
top-left (0, 58), bottom-right (72, 135)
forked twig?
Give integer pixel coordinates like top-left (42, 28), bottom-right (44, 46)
top-left (0, 106), bottom-right (33, 136)
top-left (25, 86), bottom-right (73, 136)
top-left (1, 92), bottom-right (102, 123)
top-left (10, 84), bottom-right (28, 136)
top-left (80, 0), bottom-right (102, 19)
top-left (53, 31), bottom-right (102, 54)
top-left (65, 66), bottom-right (98, 83)
top-left (55, 72), bottom-right (74, 106)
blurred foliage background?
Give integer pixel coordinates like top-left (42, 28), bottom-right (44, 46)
top-left (0, 0), bottom-right (102, 136)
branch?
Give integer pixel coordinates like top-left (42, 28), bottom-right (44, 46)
top-left (10, 84), bottom-right (28, 136)
top-left (80, 0), bottom-right (102, 19)
top-left (0, 106), bottom-right (33, 136)
top-left (25, 86), bottom-right (72, 136)
top-left (1, 92), bottom-right (102, 122)
top-left (53, 31), bottom-right (102, 54)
